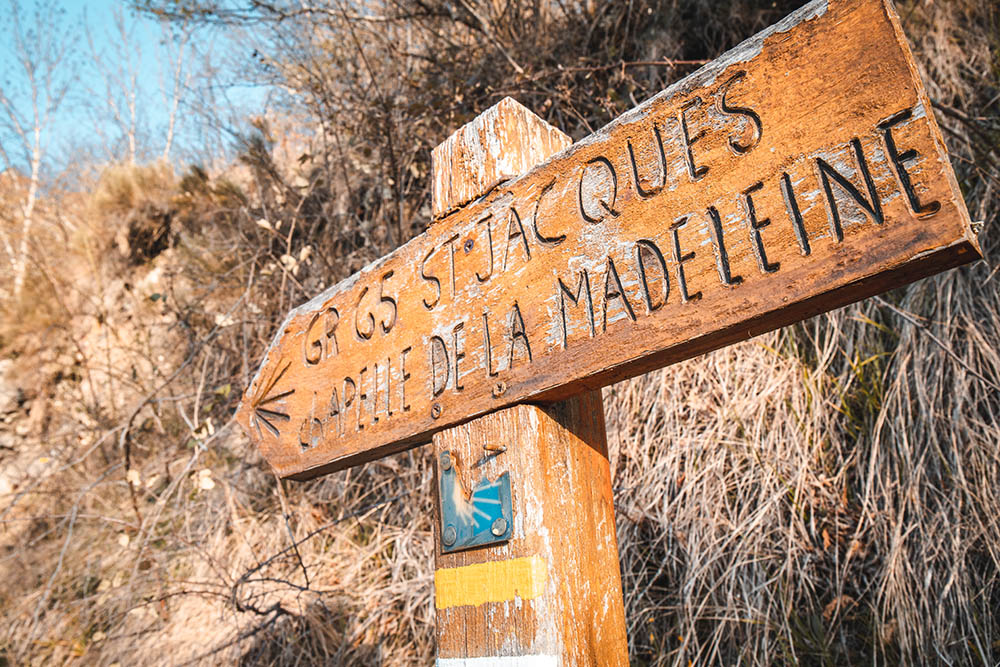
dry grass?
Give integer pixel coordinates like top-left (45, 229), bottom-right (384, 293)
top-left (1, 0), bottom-right (998, 665)
top-left (609, 281), bottom-right (1000, 663)
top-left (91, 162), bottom-right (176, 219)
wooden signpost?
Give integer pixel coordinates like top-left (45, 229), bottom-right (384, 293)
top-left (237, 0), bottom-right (981, 663)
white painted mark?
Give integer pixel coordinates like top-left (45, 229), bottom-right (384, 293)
top-left (437, 656), bottom-right (558, 667)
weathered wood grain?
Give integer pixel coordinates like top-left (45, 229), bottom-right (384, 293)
top-left (237, 0), bottom-right (981, 480)
top-left (431, 97), bottom-right (573, 220)
top-left (432, 394), bottom-right (627, 665)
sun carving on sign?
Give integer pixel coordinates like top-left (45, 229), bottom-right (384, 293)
top-left (451, 475), bottom-right (505, 531)
top-left (248, 361), bottom-right (295, 439)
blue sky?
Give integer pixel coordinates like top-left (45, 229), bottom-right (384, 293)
top-left (1, 0), bottom-right (269, 176)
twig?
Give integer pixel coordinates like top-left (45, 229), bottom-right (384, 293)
top-left (874, 296), bottom-right (1000, 393)
top-left (273, 472), bottom-right (310, 588)
top-left (177, 603), bottom-right (286, 666)
top-left (117, 295), bottom-right (246, 526)
top-left (26, 462), bottom-right (122, 648)
top-left (520, 57), bottom-right (711, 85)
top-left (230, 490), bottom-right (411, 614)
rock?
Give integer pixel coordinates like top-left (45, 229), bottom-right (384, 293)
top-left (0, 359), bottom-right (22, 415)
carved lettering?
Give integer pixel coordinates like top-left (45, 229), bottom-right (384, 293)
top-left (482, 311), bottom-right (499, 378)
top-left (558, 269), bottom-right (595, 349)
top-left (717, 71), bottom-right (762, 155)
top-left (371, 362), bottom-right (380, 424)
top-left (355, 287), bottom-right (374, 340)
top-left (817, 138), bottom-right (884, 242)
top-left (679, 97), bottom-right (708, 181)
top-left (601, 256), bottom-right (636, 332)
top-left (532, 180), bottom-right (565, 246)
top-left (634, 239), bottom-right (669, 314)
top-left (303, 313), bottom-right (323, 366)
top-left (507, 302), bottom-right (532, 369)
top-left (342, 376), bottom-right (356, 432)
top-left (384, 357), bottom-right (393, 418)
top-left (879, 108), bottom-right (941, 217)
top-left (399, 346), bottom-right (412, 412)
top-left (298, 397), bottom-right (323, 451)
top-left (742, 182), bottom-right (779, 274)
top-left (475, 214), bottom-right (495, 282)
top-left (357, 366), bottom-right (368, 430)
top-left (781, 172), bottom-right (811, 256)
top-left (501, 206), bottom-right (531, 272)
top-left (237, 0), bottom-right (979, 480)
top-left (627, 125), bottom-right (667, 199)
top-left (670, 216), bottom-right (702, 302)
top-left (303, 306), bottom-right (339, 366)
top-left (578, 156), bottom-right (620, 224)
top-left (329, 387), bottom-right (341, 436)
top-left (445, 234), bottom-right (460, 297)
top-left (421, 247), bottom-right (441, 309)
top-left (430, 335), bottom-right (450, 397)
top-left (707, 206), bottom-right (743, 287)
top-left (379, 271), bottom-right (397, 333)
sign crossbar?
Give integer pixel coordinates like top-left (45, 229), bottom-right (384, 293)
top-left (238, 0), bottom-right (980, 481)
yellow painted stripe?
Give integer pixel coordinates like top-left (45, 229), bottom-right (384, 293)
top-left (435, 556), bottom-right (548, 609)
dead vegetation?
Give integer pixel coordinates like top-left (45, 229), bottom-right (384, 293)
top-left (1, 0), bottom-right (999, 664)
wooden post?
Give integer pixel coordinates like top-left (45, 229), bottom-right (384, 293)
top-left (429, 99), bottom-right (628, 665)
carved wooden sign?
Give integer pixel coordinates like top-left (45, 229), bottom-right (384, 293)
top-left (238, 0), bottom-right (980, 480)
